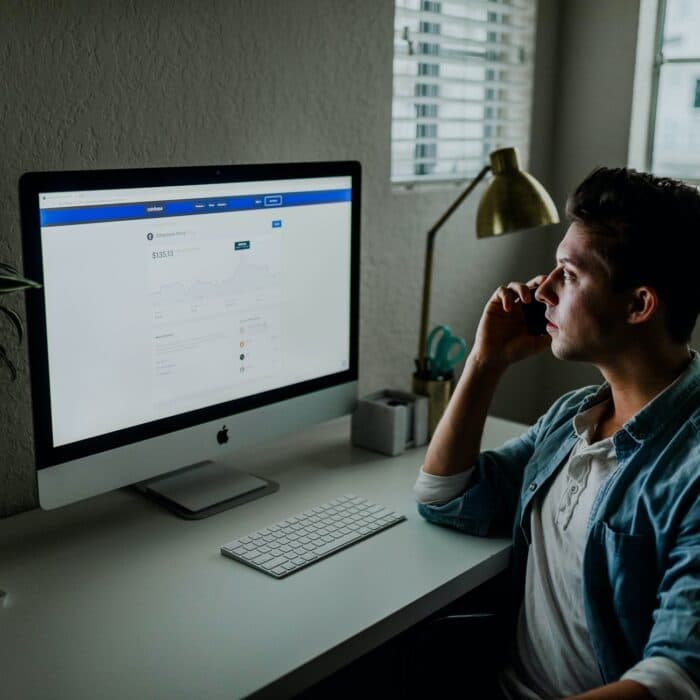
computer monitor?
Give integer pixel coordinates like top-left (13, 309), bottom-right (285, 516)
top-left (20, 161), bottom-right (360, 518)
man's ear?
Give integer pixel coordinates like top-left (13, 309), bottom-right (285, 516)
top-left (627, 286), bottom-right (658, 325)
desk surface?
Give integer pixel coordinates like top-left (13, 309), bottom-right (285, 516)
top-left (0, 414), bottom-right (526, 700)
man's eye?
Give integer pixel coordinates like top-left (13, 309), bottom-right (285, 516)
top-left (562, 270), bottom-right (575, 282)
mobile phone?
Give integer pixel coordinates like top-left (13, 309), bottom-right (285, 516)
top-left (522, 297), bottom-right (548, 335)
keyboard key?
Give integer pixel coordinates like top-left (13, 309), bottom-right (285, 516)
top-left (314, 533), bottom-right (359, 556)
top-left (262, 556), bottom-right (289, 570)
top-left (251, 553), bottom-right (273, 565)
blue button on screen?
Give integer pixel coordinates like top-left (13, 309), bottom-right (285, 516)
top-left (272, 220), bottom-right (282, 228)
top-left (235, 241), bottom-right (250, 250)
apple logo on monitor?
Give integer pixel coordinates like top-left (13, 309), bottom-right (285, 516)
top-left (217, 426), bottom-right (229, 444)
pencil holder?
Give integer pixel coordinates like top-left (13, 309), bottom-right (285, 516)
top-left (411, 373), bottom-right (455, 438)
top-left (351, 389), bottom-right (429, 456)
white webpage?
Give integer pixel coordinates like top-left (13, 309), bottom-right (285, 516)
top-left (39, 178), bottom-right (352, 446)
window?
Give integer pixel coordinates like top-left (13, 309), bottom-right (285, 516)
top-left (391, 0), bottom-right (537, 186)
top-left (649, 0), bottom-right (700, 180)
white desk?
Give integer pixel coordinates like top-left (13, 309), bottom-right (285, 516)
top-left (0, 414), bottom-right (526, 700)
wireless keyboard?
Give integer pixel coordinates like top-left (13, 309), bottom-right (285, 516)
top-left (220, 494), bottom-right (406, 578)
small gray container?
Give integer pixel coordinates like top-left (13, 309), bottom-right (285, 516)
top-left (351, 389), bottom-right (429, 456)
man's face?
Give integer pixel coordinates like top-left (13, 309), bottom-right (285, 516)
top-left (534, 222), bottom-right (631, 362)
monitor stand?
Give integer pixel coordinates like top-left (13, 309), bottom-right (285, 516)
top-left (134, 460), bottom-right (279, 519)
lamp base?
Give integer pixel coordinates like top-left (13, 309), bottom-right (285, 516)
top-left (412, 373), bottom-right (455, 439)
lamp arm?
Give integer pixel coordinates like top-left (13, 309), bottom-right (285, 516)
top-left (417, 165), bottom-right (491, 374)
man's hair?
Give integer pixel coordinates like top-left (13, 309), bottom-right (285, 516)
top-left (565, 167), bottom-right (700, 344)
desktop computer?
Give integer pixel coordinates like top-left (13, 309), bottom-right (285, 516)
top-left (20, 161), bottom-right (360, 518)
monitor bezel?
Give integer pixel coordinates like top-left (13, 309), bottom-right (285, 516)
top-left (20, 160), bottom-right (360, 470)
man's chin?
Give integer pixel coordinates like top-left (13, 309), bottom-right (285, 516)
top-left (550, 341), bottom-right (590, 362)
top-left (549, 335), bottom-right (576, 361)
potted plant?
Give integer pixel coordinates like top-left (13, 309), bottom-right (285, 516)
top-left (0, 262), bottom-right (41, 379)
top-left (1, 262), bottom-right (40, 602)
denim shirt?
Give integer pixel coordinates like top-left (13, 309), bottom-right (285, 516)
top-left (417, 351), bottom-right (700, 687)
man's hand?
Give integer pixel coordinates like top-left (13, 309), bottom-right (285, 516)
top-left (472, 276), bottom-right (552, 371)
top-left (422, 275), bottom-right (551, 477)
top-left (566, 679), bottom-right (653, 699)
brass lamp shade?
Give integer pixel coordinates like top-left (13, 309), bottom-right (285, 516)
top-left (476, 147), bottom-right (559, 238)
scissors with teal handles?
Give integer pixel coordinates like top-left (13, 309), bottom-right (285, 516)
top-left (426, 325), bottom-right (468, 378)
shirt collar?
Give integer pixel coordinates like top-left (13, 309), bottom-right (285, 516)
top-left (575, 349), bottom-right (700, 443)
top-left (573, 400), bottom-right (610, 444)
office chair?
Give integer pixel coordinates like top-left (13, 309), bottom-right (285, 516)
top-left (404, 611), bottom-right (508, 697)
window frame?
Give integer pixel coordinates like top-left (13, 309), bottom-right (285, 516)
top-left (642, 0), bottom-right (700, 184)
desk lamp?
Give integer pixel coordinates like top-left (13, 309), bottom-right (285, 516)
top-left (413, 146), bottom-right (559, 433)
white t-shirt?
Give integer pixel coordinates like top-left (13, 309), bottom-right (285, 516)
top-left (499, 400), bottom-right (614, 698)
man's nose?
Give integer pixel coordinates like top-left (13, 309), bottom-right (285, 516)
top-left (534, 274), bottom-right (557, 306)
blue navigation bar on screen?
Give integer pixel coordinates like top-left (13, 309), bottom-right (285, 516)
top-left (40, 188), bottom-right (352, 227)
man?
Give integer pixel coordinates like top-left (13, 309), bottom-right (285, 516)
top-left (413, 167), bottom-right (700, 699)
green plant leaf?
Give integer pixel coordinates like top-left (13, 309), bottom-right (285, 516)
top-left (0, 344), bottom-right (18, 381)
top-left (0, 270), bottom-right (41, 294)
top-left (0, 305), bottom-right (23, 342)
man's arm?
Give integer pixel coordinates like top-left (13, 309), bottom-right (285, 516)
top-left (421, 352), bottom-right (505, 476)
top-left (422, 277), bottom-right (551, 477)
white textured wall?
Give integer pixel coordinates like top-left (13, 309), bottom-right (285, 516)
top-left (0, 0), bottom-right (561, 517)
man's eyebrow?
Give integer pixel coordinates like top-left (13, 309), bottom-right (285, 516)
top-left (556, 255), bottom-right (586, 268)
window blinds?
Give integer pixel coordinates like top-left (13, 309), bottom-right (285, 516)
top-left (392, 0), bottom-right (537, 184)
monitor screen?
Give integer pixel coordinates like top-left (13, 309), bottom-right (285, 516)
top-left (21, 161), bottom-right (360, 515)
